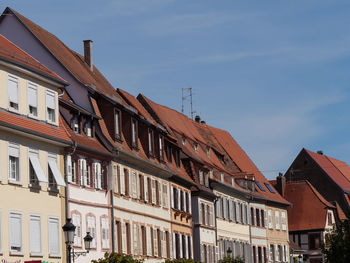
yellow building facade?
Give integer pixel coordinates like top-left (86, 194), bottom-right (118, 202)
top-left (0, 35), bottom-right (70, 263)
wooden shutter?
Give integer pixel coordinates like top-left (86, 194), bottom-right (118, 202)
top-left (153, 228), bottom-right (158, 256)
top-left (228, 199), bottom-right (233, 221)
top-left (188, 194), bottom-right (192, 214)
top-left (209, 206), bottom-right (213, 226)
top-left (235, 202), bottom-right (240, 223)
top-left (120, 167), bottom-right (125, 195)
top-left (179, 234), bottom-right (183, 258)
top-left (247, 205), bottom-right (251, 225)
top-left (282, 212), bottom-right (286, 230)
top-left (199, 203), bottom-right (202, 224)
top-left (177, 189), bottom-right (181, 209)
top-left (172, 232), bottom-right (176, 259)
top-left (170, 186), bottom-right (174, 208)
top-left (216, 197), bottom-right (221, 218)
top-left (275, 211), bottom-right (280, 230)
top-left (183, 191), bottom-right (186, 212)
top-left (66, 155), bottom-right (72, 182)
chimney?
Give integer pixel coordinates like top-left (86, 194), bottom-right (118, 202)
top-left (276, 172), bottom-right (286, 197)
top-left (317, 150), bottom-right (323, 155)
top-left (195, 115), bottom-right (201, 123)
top-left (83, 40), bottom-right (93, 71)
top-left (200, 120), bottom-right (206, 124)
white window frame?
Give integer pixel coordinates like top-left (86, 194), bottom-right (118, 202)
top-left (48, 216), bottom-right (61, 257)
top-left (101, 217), bottom-right (110, 249)
top-left (8, 74), bottom-right (19, 113)
top-left (72, 213), bottom-right (81, 247)
top-left (8, 142), bottom-right (21, 185)
top-left (29, 214), bottom-right (42, 256)
top-left (87, 216), bottom-right (96, 248)
top-left (275, 211), bottom-right (280, 230)
top-left (9, 211), bottom-right (23, 255)
top-left (46, 89), bottom-right (57, 124)
top-left (27, 82), bottom-right (38, 118)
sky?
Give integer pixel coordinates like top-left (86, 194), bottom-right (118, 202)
top-left (2, 1), bottom-right (350, 179)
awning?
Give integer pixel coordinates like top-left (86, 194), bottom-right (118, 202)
top-left (48, 159), bottom-right (66, 186)
top-left (29, 156), bottom-right (48, 183)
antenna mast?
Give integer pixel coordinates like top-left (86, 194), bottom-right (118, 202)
top-left (181, 87), bottom-right (195, 119)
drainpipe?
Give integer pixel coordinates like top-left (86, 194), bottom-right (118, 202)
top-left (213, 196), bottom-right (218, 261)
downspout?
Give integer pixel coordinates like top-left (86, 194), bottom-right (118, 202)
top-left (111, 149), bottom-right (119, 253)
top-left (213, 195), bottom-right (219, 261)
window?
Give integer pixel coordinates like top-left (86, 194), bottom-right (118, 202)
top-left (174, 149), bottom-right (180, 168)
top-left (8, 143), bottom-right (20, 183)
top-left (148, 129), bottom-right (154, 157)
top-left (29, 215), bottom-right (41, 255)
top-left (72, 214), bottom-right (81, 246)
top-left (281, 211), bottom-right (287, 230)
top-left (28, 83), bottom-right (38, 117)
top-left (9, 212), bottom-right (22, 253)
top-left (48, 154), bottom-right (66, 189)
top-left (182, 137), bottom-right (186, 145)
top-left (72, 116), bottom-right (80, 134)
top-left (268, 210), bottom-right (273, 229)
top-left (71, 159), bottom-right (77, 183)
top-left (87, 216), bottom-right (96, 248)
top-left (199, 170), bottom-right (204, 185)
top-left (328, 212), bottom-right (333, 226)
top-left (48, 156), bottom-right (58, 191)
top-left (255, 181), bottom-right (265, 191)
top-left (29, 150), bottom-right (47, 187)
top-left (93, 162), bottom-right (102, 189)
top-left (131, 118), bottom-right (138, 148)
top-left (220, 173), bottom-right (224, 182)
top-left (8, 75), bottom-right (19, 111)
top-left (46, 91), bottom-right (56, 123)
top-left (115, 109), bottom-right (121, 140)
top-left (159, 135), bottom-right (164, 161)
top-left (264, 183), bottom-right (275, 193)
top-left (194, 143), bottom-right (199, 153)
top-left (48, 217), bottom-right (60, 256)
top-left (101, 217), bottom-right (109, 249)
top-left (204, 171), bottom-right (209, 187)
top-left (85, 120), bottom-right (92, 137)
top-left (309, 233), bottom-right (321, 249)
top-left (163, 184), bottom-right (168, 208)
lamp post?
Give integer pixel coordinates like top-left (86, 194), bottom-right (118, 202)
top-left (62, 218), bottom-right (93, 263)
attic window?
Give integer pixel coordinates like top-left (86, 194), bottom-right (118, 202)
top-left (256, 181), bottom-right (265, 192)
top-left (209, 169), bottom-right (213, 179)
top-left (231, 177), bottom-right (235, 186)
top-left (72, 116), bottom-right (80, 134)
top-left (131, 118), bottom-right (138, 149)
top-left (264, 183), bottom-right (275, 193)
top-left (182, 137), bottom-right (186, 145)
top-left (207, 147), bottom-right (210, 158)
top-left (114, 109), bottom-right (121, 141)
top-left (194, 143), bottom-right (199, 153)
top-left (220, 173), bottom-right (224, 183)
top-left (148, 129), bottom-right (154, 157)
top-left (85, 120), bottom-right (92, 137)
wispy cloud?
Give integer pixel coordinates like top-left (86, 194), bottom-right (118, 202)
top-left (142, 12), bottom-right (243, 36)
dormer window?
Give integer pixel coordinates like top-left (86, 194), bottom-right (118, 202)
top-left (131, 118), bottom-right (138, 148)
top-left (46, 90), bottom-right (56, 123)
top-left (194, 143), bottom-right (199, 153)
top-left (166, 143), bottom-right (172, 163)
top-left (207, 147), bottom-right (210, 158)
top-left (182, 137), bottom-right (186, 145)
top-left (85, 120), bottom-right (92, 137)
top-left (209, 169), bottom-right (213, 179)
top-left (174, 149), bottom-right (181, 168)
top-left (114, 109), bottom-right (121, 140)
top-left (220, 173), bottom-right (224, 183)
top-left (148, 128), bottom-right (154, 157)
top-left (72, 116), bottom-right (80, 134)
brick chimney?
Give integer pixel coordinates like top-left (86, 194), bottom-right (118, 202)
top-left (195, 115), bottom-right (201, 123)
top-left (83, 40), bottom-right (93, 71)
top-left (276, 172), bottom-right (286, 197)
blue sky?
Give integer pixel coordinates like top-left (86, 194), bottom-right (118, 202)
top-left (2, 1), bottom-right (350, 179)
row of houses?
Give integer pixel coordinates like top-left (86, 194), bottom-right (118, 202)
top-left (0, 7), bottom-right (292, 263)
top-left (0, 6), bottom-right (348, 263)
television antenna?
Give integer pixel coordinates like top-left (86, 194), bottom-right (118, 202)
top-left (181, 87), bottom-right (195, 119)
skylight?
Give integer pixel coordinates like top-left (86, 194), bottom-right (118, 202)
top-left (255, 181), bottom-right (265, 192)
top-left (264, 183), bottom-right (275, 193)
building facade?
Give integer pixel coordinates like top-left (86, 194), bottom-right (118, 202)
top-left (0, 33), bottom-right (70, 262)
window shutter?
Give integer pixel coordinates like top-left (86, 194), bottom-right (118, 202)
top-left (120, 168), bottom-right (125, 195)
top-left (48, 217), bottom-right (59, 255)
top-left (163, 184), bottom-right (168, 208)
top-left (102, 218), bottom-right (109, 249)
top-left (133, 224), bottom-right (138, 255)
top-left (188, 194), bottom-right (192, 214)
top-left (46, 92), bottom-right (55, 109)
top-left (179, 234), bottom-right (183, 258)
top-left (158, 181), bottom-right (162, 206)
top-left (184, 235), bottom-right (188, 259)
top-left (170, 186), bottom-right (174, 208)
top-left (10, 213), bottom-right (22, 251)
top-left (209, 206), bottom-right (213, 226)
top-left (275, 211), bottom-right (280, 230)
top-left (177, 189), bottom-right (181, 209)
top-left (152, 180), bottom-right (156, 205)
top-left (144, 176), bottom-right (148, 202)
top-left (30, 216), bottom-right (41, 253)
top-left (113, 165), bottom-right (119, 193)
top-left (28, 84), bottom-right (37, 107)
top-left (199, 204), bottom-right (202, 224)
top-left (146, 227), bottom-right (152, 256)
top-left (216, 197), bottom-right (220, 218)
top-left (153, 228), bottom-right (158, 256)
top-left (97, 163), bottom-right (102, 189)
top-left (253, 208), bottom-right (257, 226)
top-left (274, 245), bottom-right (278, 261)
top-left (228, 199), bottom-right (233, 221)
top-left (128, 170), bottom-right (132, 196)
top-left (282, 212), bottom-right (286, 230)
top-left (172, 233), bottom-right (176, 259)
top-left (235, 202), bottom-right (240, 223)
top-left (122, 223), bottom-right (127, 253)
top-left (242, 204), bottom-right (246, 224)
top-left (247, 206), bottom-right (251, 225)
top-left (66, 155), bottom-right (72, 183)
top-left (183, 191), bottom-right (186, 212)
top-left (268, 210), bottom-right (272, 229)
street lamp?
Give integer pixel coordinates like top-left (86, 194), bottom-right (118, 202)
top-left (62, 218), bottom-right (93, 263)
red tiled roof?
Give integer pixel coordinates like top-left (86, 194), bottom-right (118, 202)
top-left (60, 115), bottom-right (110, 154)
top-left (6, 8), bottom-right (125, 104)
top-left (0, 33), bottom-right (65, 83)
top-left (0, 109), bottom-right (70, 143)
top-left (207, 125), bottom-right (289, 204)
top-left (334, 202), bottom-right (347, 221)
top-left (285, 181), bottom-right (334, 231)
top-left (305, 149), bottom-right (350, 193)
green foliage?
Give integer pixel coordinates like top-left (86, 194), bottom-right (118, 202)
top-left (91, 252), bottom-right (144, 263)
top-left (322, 219), bottom-right (350, 263)
top-left (218, 256), bottom-right (244, 263)
top-left (165, 259), bottom-right (200, 263)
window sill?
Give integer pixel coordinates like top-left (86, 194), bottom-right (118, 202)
top-left (48, 187), bottom-right (59, 193)
top-left (10, 251), bottom-right (24, 256)
top-left (49, 253), bottom-right (61, 258)
top-left (8, 179), bottom-right (22, 186)
top-left (30, 252), bottom-right (43, 257)
top-left (8, 107), bottom-right (20, 114)
top-left (46, 120), bottom-right (58, 126)
top-left (29, 183), bottom-right (41, 190)
top-left (28, 114), bottom-right (39, 120)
